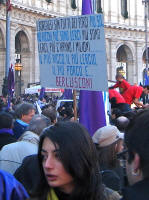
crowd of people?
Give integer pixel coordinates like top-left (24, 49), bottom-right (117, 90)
top-left (0, 74), bottom-right (149, 199)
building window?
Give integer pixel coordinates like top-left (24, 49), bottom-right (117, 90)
top-left (71, 0), bottom-right (77, 9)
top-left (97, 0), bottom-right (102, 13)
top-left (45, 0), bottom-right (52, 3)
top-left (121, 0), bottom-right (128, 19)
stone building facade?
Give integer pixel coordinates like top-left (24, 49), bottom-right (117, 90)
top-left (0, 0), bottom-right (148, 95)
top-left (103, 0), bottom-right (148, 85)
top-left (0, 0), bottom-right (81, 94)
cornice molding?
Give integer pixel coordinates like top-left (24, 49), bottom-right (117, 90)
top-left (104, 23), bottom-right (145, 32)
top-left (11, 2), bottom-right (63, 17)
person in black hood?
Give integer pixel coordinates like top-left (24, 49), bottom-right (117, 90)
top-left (0, 111), bottom-right (17, 150)
top-left (121, 109), bottom-right (149, 200)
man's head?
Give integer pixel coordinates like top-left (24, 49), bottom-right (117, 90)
top-left (15, 103), bottom-right (36, 124)
top-left (142, 85), bottom-right (149, 95)
top-left (0, 111), bottom-right (13, 129)
top-left (42, 109), bottom-right (57, 124)
top-left (125, 110), bottom-right (149, 185)
top-left (115, 73), bottom-right (124, 82)
top-left (115, 116), bottom-right (130, 132)
top-left (26, 114), bottom-right (51, 136)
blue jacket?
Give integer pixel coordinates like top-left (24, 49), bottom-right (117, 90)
top-left (13, 120), bottom-right (28, 139)
top-left (0, 169), bottom-right (29, 200)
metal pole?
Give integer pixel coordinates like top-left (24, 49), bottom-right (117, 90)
top-left (5, 0), bottom-right (10, 77)
top-left (2, 0), bottom-right (10, 97)
top-left (73, 90), bottom-right (77, 121)
top-left (92, 0), bottom-right (96, 14)
top-left (20, 70), bottom-right (21, 96)
top-left (143, 0), bottom-right (149, 73)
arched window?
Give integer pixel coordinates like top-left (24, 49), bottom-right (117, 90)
top-left (45, 0), bottom-right (52, 3)
top-left (71, 0), bottom-right (77, 9)
top-left (121, 0), bottom-right (128, 18)
top-left (97, 0), bottom-right (102, 13)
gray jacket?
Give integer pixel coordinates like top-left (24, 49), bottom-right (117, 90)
top-left (0, 131), bottom-right (39, 174)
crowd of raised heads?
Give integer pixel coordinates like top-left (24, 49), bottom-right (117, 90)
top-left (0, 74), bottom-right (149, 199)
top-left (0, 93), bottom-right (75, 122)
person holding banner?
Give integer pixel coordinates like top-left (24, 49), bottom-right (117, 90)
top-left (110, 74), bottom-right (130, 94)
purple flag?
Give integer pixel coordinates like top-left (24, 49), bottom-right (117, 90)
top-left (7, 64), bottom-right (14, 109)
top-left (82, 0), bottom-right (92, 14)
top-left (79, 91), bottom-right (106, 135)
top-left (79, 0), bottom-right (106, 136)
top-left (61, 89), bottom-right (73, 99)
top-left (8, 64), bottom-right (14, 98)
top-left (39, 87), bottom-right (45, 100)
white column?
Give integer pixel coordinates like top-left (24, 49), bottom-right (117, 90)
top-left (109, 39), bottom-right (118, 81)
top-left (10, 23), bottom-right (16, 66)
top-left (136, 42), bottom-right (144, 84)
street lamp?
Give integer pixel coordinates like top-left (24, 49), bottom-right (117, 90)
top-left (15, 62), bottom-right (23, 96)
top-left (117, 66), bottom-right (126, 77)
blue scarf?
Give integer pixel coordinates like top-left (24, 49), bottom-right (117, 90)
top-left (16, 119), bottom-right (29, 127)
top-left (0, 128), bottom-right (14, 135)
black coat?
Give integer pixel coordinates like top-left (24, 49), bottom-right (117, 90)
top-left (100, 165), bottom-right (124, 192)
top-left (121, 179), bottom-right (149, 200)
top-left (14, 154), bottom-right (41, 193)
top-left (0, 132), bottom-right (17, 150)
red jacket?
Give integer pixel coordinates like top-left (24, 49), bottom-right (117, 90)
top-left (113, 80), bottom-right (130, 93)
top-left (122, 85), bottom-right (143, 105)
top-left (109, 89), bottom-right (126, 104)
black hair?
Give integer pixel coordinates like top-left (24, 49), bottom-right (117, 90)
top-left (143, 85), bottom-right (149, 90)
top-left (115, 74), bottom-right (124, 79)
top-left (111, 108), bottom-right (122, 118)
top-left (31, 121), bottom-right (105, 200)
top-left (0, 111), bottom-right (13, 129)
top-left (125, 109), bottom-right (149, 179)
top-left (15, 102), bottom-right (36, 119)
top-left (123, 111), bottom-right (137, 121)
top-left (42, 109), bottom-right (56, 123)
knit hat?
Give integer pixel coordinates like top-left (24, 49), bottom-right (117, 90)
top-left (92, 125), bottom-right (123, 147)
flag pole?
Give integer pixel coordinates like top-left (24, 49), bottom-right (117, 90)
top-left (79, 0), bottom-right (106, 136)
top-left (73, 90), bottom-right (77, 121)
top-left (6, 0), bottom-right (10, 77)
top-left (2, 0), bottom-right (11, 97)
top-left (92, 0), bottom-right (96, 14)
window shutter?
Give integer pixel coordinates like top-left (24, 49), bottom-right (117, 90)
top-left (71, 0), bottom-right (77, 9)
top-left (45, 0), bottom-right (52, 3)
top-left (121, 0), bottom-right (128, 19)
top-left (97, 0), bottom-right (102, 13)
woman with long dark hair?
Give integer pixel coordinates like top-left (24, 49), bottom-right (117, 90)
top-left (92, 125), bottom-right (124, 193)
top-left (29, 121), bottom-right (106, 200)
